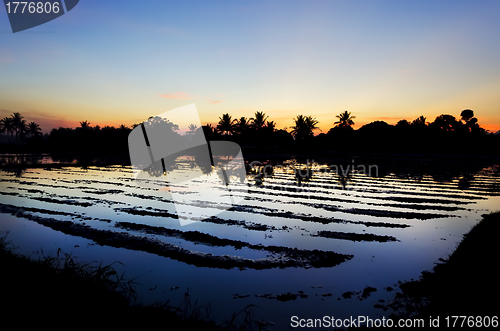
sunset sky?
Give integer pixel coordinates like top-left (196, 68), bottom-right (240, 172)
top-left (1, 0), bottom-right (499, 133)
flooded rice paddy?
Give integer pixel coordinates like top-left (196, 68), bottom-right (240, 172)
top-left (1, 156), bottom-right (499, 327)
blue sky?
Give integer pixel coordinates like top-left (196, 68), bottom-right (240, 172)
top-left (1, 0), bottom-right (499, 132)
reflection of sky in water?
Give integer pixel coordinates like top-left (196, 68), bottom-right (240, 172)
top-left (0, 161), bottom-right (499, 326)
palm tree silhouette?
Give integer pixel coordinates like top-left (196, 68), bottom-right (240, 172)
top-left (234, 116), bottom-right (250, 134)
top-left (217, 113), bottom-right (236, 135)
top-left (18, 119), bottom-right (28, 143)
top-left (263, 120), bottom-right (276, 133)
top-left (334, 111), bottom-right (355, 129)
top-left (338, 167), bottom-right (353, 190)
top-left (11, 112), bottom-right (25, 143)
top-left (290, 115), bottom-right (305, 139)
top-left (27, 122), bottom-right (42, 137)
top-left (290, 115), bottom-right (319, 140)
top-left (0, 117), bottom-right (15, 143)
top-left (250, 111), bottom-right (268, 131)
top-left (295, 162), bottom-right (314, 186)
top-left (203, 124), bottom-right (217, 136)
top-left (207, 124), bottom-right (215, 132)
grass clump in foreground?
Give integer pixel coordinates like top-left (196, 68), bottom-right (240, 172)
top-left (390, 211), bottom-right (500, 318)
top-left (0, 235), bottom-right (269, 330)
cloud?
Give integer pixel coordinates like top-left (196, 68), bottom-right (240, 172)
top-left (206, 99), bottom-right (223, 105)
top-left (159, 92), bottom-right (195, 100)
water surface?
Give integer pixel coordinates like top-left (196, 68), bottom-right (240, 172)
top-left (1, 158), bottom-right (499, 326)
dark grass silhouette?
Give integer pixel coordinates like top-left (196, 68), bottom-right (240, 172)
top-left (0, 234), bottom-right (269, 330)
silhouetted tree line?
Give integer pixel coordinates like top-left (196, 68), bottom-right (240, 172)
top-left (203, 111), bottom-right (295, 150)
top-left (47, 121), bottom-right (131, 154)
top-left (0, 113), bottom-right (44, 152)
top-left (315, 109), bottom-right (498, 155)
top-left (1, 109), bottom-right (498, 157)
top-left (210, 109), bottom-right (498, 156)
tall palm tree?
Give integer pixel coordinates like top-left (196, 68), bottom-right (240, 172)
top-left (290, 115), bottom-right (320, 140)
top-left (0, 117), bottom-right (7, 134)
top-left (263, 120), bottom-right (276, 133)
top-left (17, 119), bottom-right (29, 143)
top-left (334, 111), bottom-right (355, 130)
top-left (217, 113), bottom-right (236, 135)
top-left (305, 116), bottom-right (319, 133)
top-left (234, 116), bottom-right (250, 134)
top-left (11, 112), bottom-right (24, 143)
top-left (250, 111), bottom-right (268, 131)
top-left (0, 117), bottom-right (15, 143)
top-left (27, 121), bottom-right (42, 137)
top-left (290, 115), bottom-right (306, 139)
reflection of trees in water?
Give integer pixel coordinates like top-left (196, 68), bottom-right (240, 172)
top-left (295, 163), bottom-right (314, 186)
top-left (215, 166), bottom-right (242, 186)
top-left (141, 150), bottom-right (245, 188)
top-left (0, 155), bottom-right (41, 177)
top-left (50, 154), bottom-right (76, 164)
top-left (226, 166), bottom-right (247, 184)
top-left (337, 168), bottom-right (353, 190)
top-left (141, 156), bottom-right (245, 188)
top-left (138, 117), bottom-right (201, 178)
top-left (12, 168), bottom-right (25, 177)
top-left (216, 162), bottom-right (246, 185)
top-left (247, 162), bottom-right (275, 186)
top-left (327, 163), bottom-right (353, 190)
top-left (458, 173), bottom-right (474, 190)
top-left (245, 159), bottom-right (317, 187)
top-left (345, 158), bottom-right (500, 191)
top-left (247, 166), bottom-right (265, 186)
top-left (142, 159), bottom-right (171, 178)
top-left (194, 153), bottom-right (212, 175)
top-left (0, 155), bottom-right (41, 167)
top-left (246, 160), bottom-right (287, 186)
top-left (431, 173), bottom-right (456, 184)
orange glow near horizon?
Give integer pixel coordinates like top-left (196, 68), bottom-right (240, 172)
top-left (1, 89), bottom-right (499, 135)
top-left (37, 115), bottom-right (496, 135)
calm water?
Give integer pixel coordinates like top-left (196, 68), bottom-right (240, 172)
top-left (1, 157), bottom-right (499, 327)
